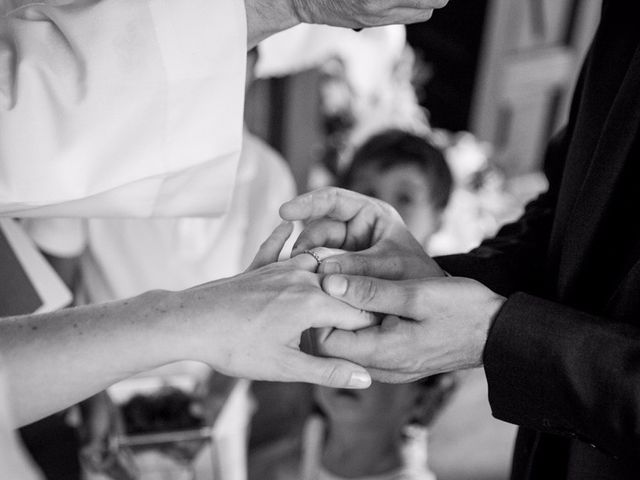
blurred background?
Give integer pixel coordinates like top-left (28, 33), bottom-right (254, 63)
top-left (13, 1), bottom-right (602, 479)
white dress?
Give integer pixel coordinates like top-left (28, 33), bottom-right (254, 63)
top-left (24, 130), bottom-right (297, 301)
top-left (1, 0), bottom-right (246, 218)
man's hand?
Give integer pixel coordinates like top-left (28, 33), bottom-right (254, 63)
top-left (280, 187), bottom-right (443, 280)
top-left (245, 0), bottom-right (449, 48)
top-left (315, 274), bottom-right (505, 382)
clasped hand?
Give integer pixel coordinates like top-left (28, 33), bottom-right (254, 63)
top-left (280, 187), bottom-right (506, 383)
top-left (173, 221), bottom-right (374, 389)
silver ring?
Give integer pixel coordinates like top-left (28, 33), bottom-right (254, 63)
top-left (302, 249), bottom-right (322, 267)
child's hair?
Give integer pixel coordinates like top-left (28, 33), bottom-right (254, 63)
top-left (341, 129), bottom-right (453, 212)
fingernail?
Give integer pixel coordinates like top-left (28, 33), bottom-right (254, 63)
top-left (321, 261), bottom-right (341, 275)
top-left (325, 275), bottom-right (348, 296)
top-left (348, 371), bottom-right (371, 389)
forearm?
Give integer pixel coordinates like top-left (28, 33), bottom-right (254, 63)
top-left (0, 290), bottom-right (182, 426)
top-left (485, 293), bottom-right (640, 459)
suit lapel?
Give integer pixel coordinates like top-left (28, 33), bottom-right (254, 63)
top-left (555, 43), bottom-right (640, 305)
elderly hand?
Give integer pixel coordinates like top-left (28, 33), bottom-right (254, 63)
top-left (245, 0), bottom-right (449, 48)
top-left (292, 0), bottom-right (449, 28)
top-left (315, 274), bottom-right (505, 382)
top-left (171, 221), bottom-right (374, 389)
top-left (280, 187), bottom-right (443, 280)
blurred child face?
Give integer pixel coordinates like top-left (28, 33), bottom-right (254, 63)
top-left (314, 382), bottom-right (422, 434)
top-left (347, 161), bottom-right (442, 246)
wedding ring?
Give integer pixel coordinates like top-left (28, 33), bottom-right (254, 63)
top-left (302, 249), bottom-right (323, 268)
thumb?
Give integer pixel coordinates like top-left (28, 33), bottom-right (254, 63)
top-left (322, 274), bottom-right (417, 318)
top-left (289, 351), bottom-right (371, 389)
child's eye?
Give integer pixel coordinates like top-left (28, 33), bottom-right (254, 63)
top-left (396, 193), bottom-right (414, 206)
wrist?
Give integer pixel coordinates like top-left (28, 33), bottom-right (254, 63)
top-left (128, 290), bottom-right (188, 368)
top-left (245, 0), bottom-right (301, 49)
top-left (474, 293), bottom-right (507, 368)
top-left (153, 281), bottom-right (235, 370)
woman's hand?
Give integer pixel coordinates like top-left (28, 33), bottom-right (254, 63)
top-left (0, 221), bottom-right (372, 427)
top-left (168, 222), bottom-right (375, 389)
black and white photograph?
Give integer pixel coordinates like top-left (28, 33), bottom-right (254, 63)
top-left (0, 1), bottom-right (637, 479)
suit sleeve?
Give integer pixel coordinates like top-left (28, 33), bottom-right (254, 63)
top-left (437, 133), bottom-right (640, 460)
top-left (436, 127), bottom-right (568, 297)
top-left (484, 293), bottom-right (640, 459)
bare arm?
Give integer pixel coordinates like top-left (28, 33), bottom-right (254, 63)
top-left (1, 223), bottom-right (374, 426)
top-left (0, 291), bottom-right (176, 426)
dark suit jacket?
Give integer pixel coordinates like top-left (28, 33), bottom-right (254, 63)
top-left (437, 2), bottom-right (640, 478)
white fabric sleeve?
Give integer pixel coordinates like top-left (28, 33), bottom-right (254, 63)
top-left (0, 0), bottom-right (246, 217)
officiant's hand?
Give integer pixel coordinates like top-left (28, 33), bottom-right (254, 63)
top-left (171, 221), bottom-right (374, 389)
top-left (291, 0), bottom-right (449, 28)
top-left (246, 0), bottom-right (449, 48)
top-left (280, 187), bottom-right (444, 281)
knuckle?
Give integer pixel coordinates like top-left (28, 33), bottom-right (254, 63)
top-left (419, 10), bottom-right (434, 22)
top-left (259, 263), bottom-right (279, 276)
top-left (320, 364), bottom-right (343, 386)
top-left (355, 278), bottom-right (378, 306)
top-left (352, 254), bottom-right (368, 274)
top-left (371, 198), bottom-right (402, 223)
top-left (292, 239), bottom-right (310, 254)
top-left (289, 269), bottom-right (311, 284)
top-left (398, 356), bottom-right (416, 374)
top-left (404, 285), bottom-right (424, 319)
top-left (361, 0), bottom-right (377, 12)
